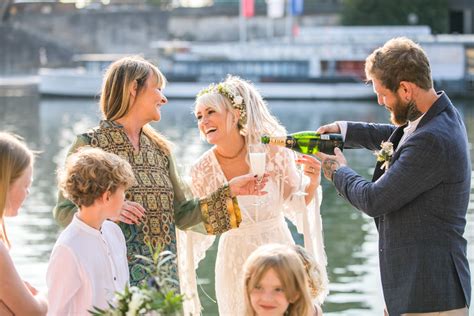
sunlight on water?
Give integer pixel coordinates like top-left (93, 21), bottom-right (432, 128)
top-left (1, 95), bottom-right (473, 315)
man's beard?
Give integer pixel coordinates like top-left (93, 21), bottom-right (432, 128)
top-left (390, 96), bottom-right (422, 126)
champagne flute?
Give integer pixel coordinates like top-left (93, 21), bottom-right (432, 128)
top-left (248, 144), bottom-right (266, 214)
top-left (293, 151), bottom-right (308, 197)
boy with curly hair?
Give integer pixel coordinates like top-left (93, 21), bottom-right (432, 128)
top-left (47, 147), bottom-right (135, 315)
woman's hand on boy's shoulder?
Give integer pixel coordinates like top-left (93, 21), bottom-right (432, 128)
top-left (114, 200), bottom-right (146, 225)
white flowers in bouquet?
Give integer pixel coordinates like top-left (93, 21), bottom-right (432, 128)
top-left (126, 288), bottom-right (146, 316)
top-left (89, 247), bottom-right (184, 316)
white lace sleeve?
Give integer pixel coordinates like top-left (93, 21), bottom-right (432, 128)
top-left (271, 148), bottom-right (329, 303)
top-left (178, 151), bottom-right (219, 315)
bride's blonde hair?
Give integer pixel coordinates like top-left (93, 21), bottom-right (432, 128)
top-left (195, 75), bottom-right (286, 146)
top-left (0, 132), bottom-right (35, 248)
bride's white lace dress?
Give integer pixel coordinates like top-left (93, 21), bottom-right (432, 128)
top-left (178, 146), bottom-right (327, 316)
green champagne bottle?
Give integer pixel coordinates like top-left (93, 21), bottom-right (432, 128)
top-left (261, 131), bottom-right (344, 155)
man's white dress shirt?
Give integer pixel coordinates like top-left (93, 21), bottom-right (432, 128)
top-left (337, 114), bottom-right (425, 150)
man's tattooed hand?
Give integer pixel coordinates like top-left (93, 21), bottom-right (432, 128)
top-left (322, 158), bottom-right (340, 182)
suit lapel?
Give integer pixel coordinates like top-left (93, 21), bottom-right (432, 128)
top-left (372, 124), bottom-right (406, 230)
top-left (371, 92), bottom-right (448, 230)
top-left (371, 124), bottom-right (407, 182)
top-left (371, 92), bottom-right (448, 183)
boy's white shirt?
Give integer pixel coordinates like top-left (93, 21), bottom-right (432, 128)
top-left (46, 214), bottom-right (129, 315)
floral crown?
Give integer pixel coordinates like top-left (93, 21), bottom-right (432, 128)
top-left (198, 82), bottom-right (247, 128)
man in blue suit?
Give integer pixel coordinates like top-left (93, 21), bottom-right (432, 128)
top-left (317, 37), bottom-right (471, 315)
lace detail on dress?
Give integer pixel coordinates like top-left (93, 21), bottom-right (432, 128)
top-left (178, 146), bottom-right (328, 315)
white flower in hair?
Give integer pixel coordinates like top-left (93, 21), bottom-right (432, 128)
top-left (234, 95), bottom-right (243, 106)
top-left (197, 82), bottom-right (248, 127)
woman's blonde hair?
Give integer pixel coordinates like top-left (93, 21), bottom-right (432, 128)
top-left (0, 132), bottom-right (34, 248)
top-left (292, 244), bottom-right (328, 305)
top-left (195, 75), bottom-right (286, 146)
top-left (58, 147), bottom-right (135, 207)
top-left (100, 55), bottom-right (171, 154)
top-left (243, 244), bottom-right (314, 316)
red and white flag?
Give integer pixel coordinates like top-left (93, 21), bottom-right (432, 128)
top-left (242, 0), bottom-right (255, 18)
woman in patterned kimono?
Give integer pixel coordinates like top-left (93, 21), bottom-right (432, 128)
top-left (179, 76), bottom-right (329, 315)
top-left (53, 56), bottom-right (267, 287)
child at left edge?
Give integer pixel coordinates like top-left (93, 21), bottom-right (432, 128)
top-left (46, 147), bottom-right (135, 315)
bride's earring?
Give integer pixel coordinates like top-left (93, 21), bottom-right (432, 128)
top-left (233, 116), bottom-right (239, 128)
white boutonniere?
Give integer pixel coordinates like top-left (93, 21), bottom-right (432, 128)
top-left (374, 141), bottom-right (394, 171)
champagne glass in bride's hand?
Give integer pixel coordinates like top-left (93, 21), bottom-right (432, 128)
top-left (249, 144), bottom-right (266, 178)
top-left (249, 144), bottom-right (267, 210)
top-left (293, 152), bottom-right (308, 197)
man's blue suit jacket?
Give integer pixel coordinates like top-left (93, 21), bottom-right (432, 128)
top-left (333, 92), bottom-right (471, 315)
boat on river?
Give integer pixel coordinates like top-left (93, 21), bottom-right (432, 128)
top-left (38, 54), bottom-right (373, 100)
top-left (38, 27), bottom-right (474, 99)
top-left (39, 70), bottom-right (373, 100)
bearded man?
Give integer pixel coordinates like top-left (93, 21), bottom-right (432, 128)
top-left (317, 37), bottom-right (471, 315)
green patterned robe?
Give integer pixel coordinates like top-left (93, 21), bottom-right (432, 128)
top-left (53, 120), bottom-right (241, 286)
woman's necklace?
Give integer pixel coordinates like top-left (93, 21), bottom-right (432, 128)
top-left (215, 143), bottom-right (246, 160)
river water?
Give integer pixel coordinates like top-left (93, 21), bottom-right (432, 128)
top-left (1, 93), bottom-right (473, 315)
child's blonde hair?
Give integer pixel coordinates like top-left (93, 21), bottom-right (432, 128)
top-left (0, 132), bottom-right (35, 248)
top-left (57, 147), bottom-right (135, 207)
top-left (243, 244), bottom-right (314, 316)
top-left (292, 244), bottom-right (328, 305)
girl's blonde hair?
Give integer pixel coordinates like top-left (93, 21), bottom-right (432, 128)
top-left (100, 55), bottom-right (171, 154)
top-left (243, 244), bottom-right (314, 316)
top-left (0, 132), bottom-right (34, 248)
top-left (292, 244), bottom-right (328, 305)
top-left (195, 75), bottom-right (286, 145)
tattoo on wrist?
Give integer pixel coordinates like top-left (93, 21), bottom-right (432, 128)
top-left (322, 159), bottom-right (340, 182)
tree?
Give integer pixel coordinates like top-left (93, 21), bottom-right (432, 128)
top-left (0, 0), bottom-right (14, 23)
top-left (147, 0), bottom-right (173, 9)
top-left (341, 0), bottom-right (449, 34)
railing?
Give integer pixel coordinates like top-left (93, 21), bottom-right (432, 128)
top-left (167, 59), bottom-right (309, 82)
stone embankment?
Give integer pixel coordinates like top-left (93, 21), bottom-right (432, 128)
top-left (0, 3), bottom-right (336, 75)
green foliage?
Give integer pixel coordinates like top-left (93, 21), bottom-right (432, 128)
top-left (147, 0), bottom-right (172, 9)
top-left (89, 245), bottom-right (184, 316)
top-left (341, 0), bottom-right (449, 34)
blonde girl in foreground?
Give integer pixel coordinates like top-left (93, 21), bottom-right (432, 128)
top-left (0, 132), bottom-right (48, 315)
top-left (243, 244), bottom-right (319, 316)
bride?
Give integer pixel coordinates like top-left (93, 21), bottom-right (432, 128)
top-left (178, 76), bottom-right (328, 315)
